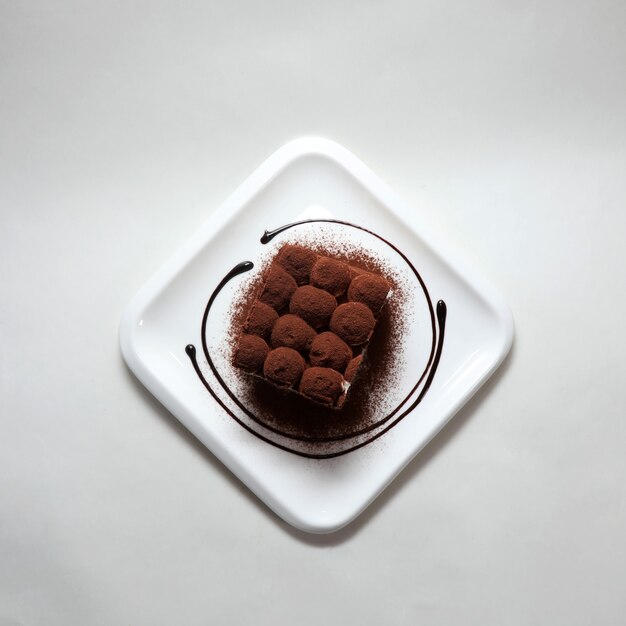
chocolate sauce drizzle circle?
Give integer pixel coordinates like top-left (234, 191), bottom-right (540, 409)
top-left (185, 219), bottom-right (447, 459)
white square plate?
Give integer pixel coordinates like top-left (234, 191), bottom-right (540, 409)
top-left (119, 137), bottom-right (513, 534)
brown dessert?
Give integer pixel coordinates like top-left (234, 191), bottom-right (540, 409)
top-left (243, 301), bottom-right (279, 339)
top-left (347, 273), bottom-right (390, 314)
top-left (263, 347), bottom-right (305, 387)
top-left (258, 264), bottom-right (297, 310)
top-left (276, 244), bottom-right (317, 285)
top-left (289, 285), bottom-right (337, 328)
top-left (309, 332), bottom-right (352, 371)
top-left (299, 367), bottom-right (344, 406)
top-left (234, 244), bottom-right (391, 408)
top-left (329, 302), bottom-right (375, 346)
top-left (310, 257), bottom-right (351, 297)
top-left (344, 354), bottom-right (363, 383)
top-left (234, 334), bottom-right (270, 372)
top-left (270, 314), bottom-right (316, 351)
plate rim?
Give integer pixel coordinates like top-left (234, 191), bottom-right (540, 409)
top-left (119, 136), bottom-right (515, 533)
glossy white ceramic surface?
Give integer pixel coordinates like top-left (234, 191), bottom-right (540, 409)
top-left (120, 138), bottom-right (513, 533)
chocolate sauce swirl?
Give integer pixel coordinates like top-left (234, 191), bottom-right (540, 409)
top-left (185, 220), bottom-right (447, 459)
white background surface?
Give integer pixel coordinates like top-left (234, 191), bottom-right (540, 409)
top-left (1, 1), bottom-right (625, 624)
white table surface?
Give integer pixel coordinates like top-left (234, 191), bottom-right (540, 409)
top-left (1, 1), bottom-right (625, 624)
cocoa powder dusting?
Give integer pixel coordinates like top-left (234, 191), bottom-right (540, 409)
top-left (227, 238), bottom-right (406, 443)
top-left (329, 302), bottom-right (376, 346)
top-left (289, 285), bottom-right (337, 329)
top-left (270, 314), bottom-right (316, 352)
